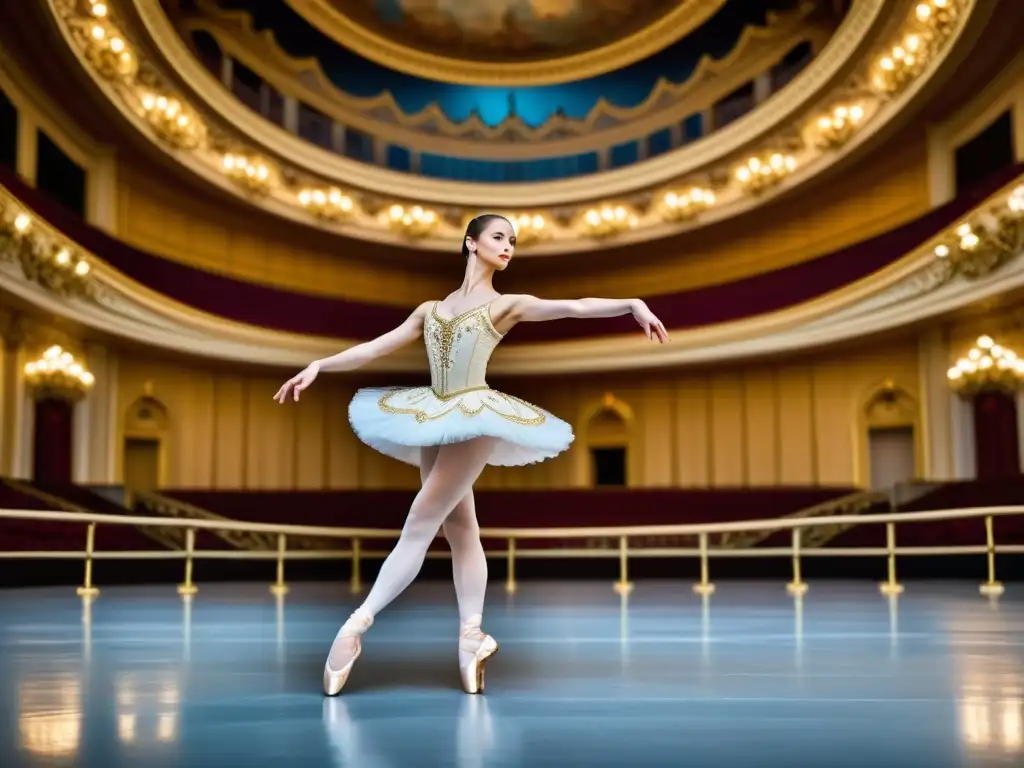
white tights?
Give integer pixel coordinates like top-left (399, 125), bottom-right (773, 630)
top-left (329, 438), bottom-right (493, 667)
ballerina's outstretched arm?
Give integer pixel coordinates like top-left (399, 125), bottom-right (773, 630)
top-left (273, 301), bottom-right (432, 403)
top-left (496, 295), bottom-right (670, 343)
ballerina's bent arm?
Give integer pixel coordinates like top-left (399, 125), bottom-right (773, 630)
top-left (496, 295), bottom-right (670, 343)
top-left (274, 302), bottom-right (431, 403)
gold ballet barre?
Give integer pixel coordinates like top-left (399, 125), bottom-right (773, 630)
top-left (0, 505), bottom-right (1022, 599)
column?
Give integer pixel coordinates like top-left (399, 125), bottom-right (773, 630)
top-left (753, 73), bottom-right (773, 104)
top-left (283, 96), bottom-right (299, 134)
top-left (0, 312), bottom-right (30, 477)
top-left (78, 343), bottom-right (117, 483)
top-left (917, 327), bottom-right (955, 479)
top-left (15, 109), bottom-right (37, 185)
top-left (950, 395), bottom-right (977, 480)
top-left (219, 55), bottom-right (233, 90)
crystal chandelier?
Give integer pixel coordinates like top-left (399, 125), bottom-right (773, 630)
top-left (24, 346), bottom-right (96, 401)
top-left (947, 335), bottom-right (1024, 398)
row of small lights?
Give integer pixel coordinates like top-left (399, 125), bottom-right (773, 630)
top-left (71, 0), bottom-right (960, 244)
top-left (933, 186), bottom-right (1024, 261)
top-left (9, 213), bottom-right (91, 277)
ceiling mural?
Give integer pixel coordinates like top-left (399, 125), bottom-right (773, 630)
top-left (324, 0), bottom-right (682, 62)
top-left (190, 0), bottom-right (815, 125)
top-left (273, 0), bottom-right (764, 84)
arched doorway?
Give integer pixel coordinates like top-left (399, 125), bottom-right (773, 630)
top-left (578, 394), bottom-right (635, 487)
top-left (122, 396), bottom-right (169, 492)
top-left (859, 382), bottom-right (921, 491)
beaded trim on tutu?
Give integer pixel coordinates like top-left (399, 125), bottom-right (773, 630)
top-left (348, 385), bottom-right (575, 467)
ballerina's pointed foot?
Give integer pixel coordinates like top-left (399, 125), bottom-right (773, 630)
top-left (459, 614), bottom-right (499, 695)
top-left (323, 610), bottom-right (373, 696)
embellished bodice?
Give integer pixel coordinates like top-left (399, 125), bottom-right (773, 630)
top-left (424, 301), bottom-right (504, 398)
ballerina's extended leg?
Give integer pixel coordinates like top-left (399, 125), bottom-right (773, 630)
top-left (323, 437), bottom-right (495, 696)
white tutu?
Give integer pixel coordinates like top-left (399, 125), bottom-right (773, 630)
top-left (348, 385), bottom-right (575, 467)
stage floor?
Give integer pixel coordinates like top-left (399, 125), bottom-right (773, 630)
top-left (1, 579), bottom-right (1022, 767)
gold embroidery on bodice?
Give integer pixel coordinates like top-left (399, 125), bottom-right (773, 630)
top-left (425, 301), bottom-right (503, 399)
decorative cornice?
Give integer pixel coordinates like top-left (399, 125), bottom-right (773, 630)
top-left (2, 172), bottom-right (1021, 374)
top-left (180, 1), bottom-right (824, 156)
top-left (45, 0), bottom-right (979, 254)
top-left (278, 0), bottom-right (731, 87)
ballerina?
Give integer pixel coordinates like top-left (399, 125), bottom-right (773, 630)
top-left (274, 213), bottom-right (669, 696)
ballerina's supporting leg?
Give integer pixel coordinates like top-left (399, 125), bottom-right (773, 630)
top-left (418, 446), bottom-right (489, 626)
top-left (424, 449), bottom-right (493, 690)
top-left (324, 437), bottom-right (495, 695)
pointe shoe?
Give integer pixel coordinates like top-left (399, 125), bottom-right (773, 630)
top-left (459, 615), bottom-right (499, 695)
top-left (323, 610), bottom-right (373, 696)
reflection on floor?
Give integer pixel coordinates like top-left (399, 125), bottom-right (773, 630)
top-left (1, 580), bottom-right (1022, 767)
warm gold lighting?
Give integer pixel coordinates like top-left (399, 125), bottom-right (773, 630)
top-left (579, 204), bottom-right (638, 238)
top-left (657, 187), bottom-right (716, 222)
top-left (1, 205), bottom-right (92, 296)
top-left (24, 345), bottom-right (95, 401)
top-left (735, 153), bottom-right (797, 194)
top-left (221, 153), bottom-right (276, 195)
top-left (386, 204), bottom-right (439, 237)
top-left (931, 185), bottom-right (1024, 278)
top-left (298, 187), bottom-right (356, 219)
top-left (507, 212), bottom-right (548, 246)
top-left (812, 104), bottom-right (866, 148)
top-left (81, 20), bottom-right (137, 81)
top-left (948, 335), bottom-right (1024, 398)
top-left (874, 0), bottom-right (963, 93)
top-left (138, 92), bottom-right (205, 150)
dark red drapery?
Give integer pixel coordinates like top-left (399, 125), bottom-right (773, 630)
top-left (973, 391), bottom-right (1021, 478)
top-left (32, 397), bottom-right (74, 483)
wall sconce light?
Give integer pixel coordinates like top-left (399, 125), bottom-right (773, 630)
top-left (657, 187), bottom-right (716, 222)
top-left (579, 204), bottom-right (638, 238)
top-left (932, 185), bottom-right (1024, 279)
top-left (0, 206), bottom-right (92, 298)
top-left (221, 153), bottom-right (276, 195)
top-left (812, 104), bottom-right (866, 148)
top-left (298, 187), bottom-right (356, 220)
top-left (508, 213), bottom-right (548, 246)
top-left (81, 18), bottom-right (138, 81)
top-left (24, 345), bottom-right (96, 401)
top-left (735, 153), bottom-right (797, 194)
top-left (948, 335), bottom-right (1024, 398)
top-left (138, 92), bottom-right (205, 150)
top-left (387, 204), bottom-right (438, 237)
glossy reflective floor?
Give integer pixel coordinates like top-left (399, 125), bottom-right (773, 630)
top-left (1, 580), bottom-right (1023, 767)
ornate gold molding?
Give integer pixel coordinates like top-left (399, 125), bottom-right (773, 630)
top-left (279, 0), bottom-right (731, 87)
top-left (2, 171), bottom-right (1022, 375)
top-left (181, 0), bottom-right (824, 156)
top-left (49, 0), bottom-right (972, 255)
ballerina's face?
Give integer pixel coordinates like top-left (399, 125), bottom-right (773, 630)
top-left (467, 218), bottom-right (516, 271)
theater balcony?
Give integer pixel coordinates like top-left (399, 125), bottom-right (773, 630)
top-left (5, 0), bottom-right (1012, 255)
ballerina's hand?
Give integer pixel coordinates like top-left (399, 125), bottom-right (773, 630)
top-left (274, 362), bottom-right (320, 403)
top-left (632, 301), bottom-right (670, 343)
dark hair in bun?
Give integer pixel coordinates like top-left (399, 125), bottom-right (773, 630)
top-left (462, 214), bottom-right (512, 259)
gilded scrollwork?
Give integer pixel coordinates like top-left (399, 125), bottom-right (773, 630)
top-left (40, 0), bottom-right (977, 251)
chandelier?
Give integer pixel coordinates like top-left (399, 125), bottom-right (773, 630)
top-left (947, 335), bottom-right (1024, 398)
top-left (24, 346), bottom-right (96, 401)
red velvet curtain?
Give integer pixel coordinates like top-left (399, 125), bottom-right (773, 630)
top-left (32, 397), bottom-right (73, 483)
top-left (973, 391), bottom-right (1021, 478)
